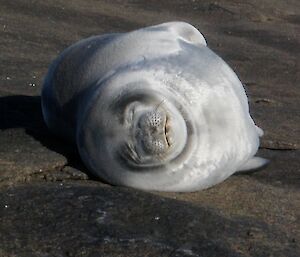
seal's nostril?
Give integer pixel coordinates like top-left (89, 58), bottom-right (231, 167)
top-left (143, 138), bottom-right (166, 154)
top-left (143, 111), bottom-right (164, 128)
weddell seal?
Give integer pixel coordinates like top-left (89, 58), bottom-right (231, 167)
top-left (41, 22), bottom-right (268, 192)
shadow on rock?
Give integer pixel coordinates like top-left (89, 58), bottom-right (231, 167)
top-left (0, 95), bottom-right (95, 178)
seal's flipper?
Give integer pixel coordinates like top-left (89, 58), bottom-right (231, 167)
top-left (167, 22), bottom-right (207, 46)
top-left (237, 157), bottom-right (269, 172)
top-left (255, 126), bottom-right (264, 137)
top-left (149, 22), bottom-right (207, 47)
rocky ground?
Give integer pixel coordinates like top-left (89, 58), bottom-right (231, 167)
top-left (0, 0), bottom-right (299, 256)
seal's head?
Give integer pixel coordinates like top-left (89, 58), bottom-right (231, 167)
top-left (76, 68), bottom-right (196, 191)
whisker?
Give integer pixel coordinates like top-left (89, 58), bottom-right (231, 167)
top-left (155, 99), bottom-right (165, 111)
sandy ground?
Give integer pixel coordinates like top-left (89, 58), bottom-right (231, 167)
top-left (0, 0), bottom-right (299, 256)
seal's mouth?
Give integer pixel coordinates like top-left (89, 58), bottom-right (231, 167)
top-left (164, 116), bottom-right (172, 148)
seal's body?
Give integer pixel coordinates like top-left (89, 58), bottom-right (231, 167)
top-left (42, 22), bottom-right (267, 192)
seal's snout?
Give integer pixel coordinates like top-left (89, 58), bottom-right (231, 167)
top-left (138, 110), bottom-right (170, 155)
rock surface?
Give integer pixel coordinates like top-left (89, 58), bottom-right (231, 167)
top-left (0, 182), bottom-right (298, 257)
top-left (0, 0), bottom-right (299, 256)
